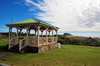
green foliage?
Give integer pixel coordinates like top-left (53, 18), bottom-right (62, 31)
top-left (0, 32), bottom-right (35, 36)
top-left (0, 41), bottom-right (8, 52)
top-left (58, 35), bottom-right (100, 47)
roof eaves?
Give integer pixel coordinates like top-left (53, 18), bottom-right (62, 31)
top-left (6, 22), bottom-right (39, 26)
top-left (40, 22), bottom-right (58, 29)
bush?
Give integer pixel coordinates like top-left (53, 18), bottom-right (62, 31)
top-left (58, 35), bottom-right (100, 47)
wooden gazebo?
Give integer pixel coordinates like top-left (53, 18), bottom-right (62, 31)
top-left (6, 18), bottom-right (59, 53)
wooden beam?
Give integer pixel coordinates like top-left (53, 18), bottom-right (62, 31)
top-left (55, 29), bottom-right (58, 42)
top-left (46, 28), bottom-right (48, 44)
top-left (36, 26), bottom-right (41, 46)
top-left (8, 27), bottom-right (12, 50)
top-left (25, 26), bottom-right (30, 45)
top-left (48, 29), bottom-right (51, 37)
top-left (20, 28), bottom-right (23, 36)
top-left (52, 29), bottom-right (54, 43)
top-left (40, 30), bottom-right (44, 37)
top-left (16, 27), bottom-right (19, 44)
top-left (34, 30), bottom-right (37, 36)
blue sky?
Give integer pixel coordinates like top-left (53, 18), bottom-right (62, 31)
top-left (0, 0), bottom-right (100, 37)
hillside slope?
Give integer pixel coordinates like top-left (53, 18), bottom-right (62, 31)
top-left (58, 33), bottom-right (100, 46)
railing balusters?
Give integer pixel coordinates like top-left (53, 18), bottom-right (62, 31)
top-left (19, 40), bottom-right (22, 51)
top-left (39, 37), bottom-right (56, 45)
top-left (19, 37), bottom-right (27, 51)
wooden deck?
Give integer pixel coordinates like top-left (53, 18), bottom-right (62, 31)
top-left (8, 36), bottom-right (58, 53)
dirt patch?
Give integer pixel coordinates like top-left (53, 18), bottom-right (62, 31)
top-left (0, 51), bottom-right (16, 57)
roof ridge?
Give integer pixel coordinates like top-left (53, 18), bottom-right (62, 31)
top-left (32, 18), bottom-right (57, 28)
top-left (9, 18), bottom-right (32, 24)
top-left (32, 18), bottom-right (46, 23)
top-left (6, 18), bottom-right (59, 29)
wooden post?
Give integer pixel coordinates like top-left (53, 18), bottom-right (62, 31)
top-left (36, 26), bottom-right (40, 46)
top-left (48, 30), bottom-right (51, 37)
top-left (16, 27), bottom-right (19, 44)
top-left (46, 28), bottom-right (48, 44)
top-left (26, 27), bottom-right (29, 45)
top-left (35, 26), bottom-right (41, 46)
top-left (8, 27), bottom-right (12, 50)
top-left (34, 30), bottom-right (37, 36)
top-left (29, 29), bottom-right (31, 38)
top-left (52, 29), bottom-right (54, 43)
top-left (40, 30), bottom-right (44, 37)
top-left (26, 26), bottom-right (30, 45)
top-left (20, 28), bottom-right (22, 36)
top-left (19, 40), bottom-right (22, 51)
top-left (55, 29), bottom-right (58, 42)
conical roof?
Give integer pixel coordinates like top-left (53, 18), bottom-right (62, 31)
top-left (6, 18), bottom-right (59, 29)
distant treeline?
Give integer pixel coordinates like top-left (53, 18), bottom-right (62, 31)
top-left (1, 32), bottom-right (100, 47)
top-left (0, 32), bottom-right (9, 36)
top-left (58, 33), bottom-right (100, 47)
top-left (0, 32), bottom-right (35, 36)
top-left (0, 32), bottom-right (56, 37)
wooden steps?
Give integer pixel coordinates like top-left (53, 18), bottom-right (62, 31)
top-left (9, 44), bottom-right (20, 52)
top-left (9, 44), bottom-right (27, 53)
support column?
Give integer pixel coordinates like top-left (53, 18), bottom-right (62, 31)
top-left (29, 29), bottom-right (31, 38)
top-left (34, 30), bottom-right (37, 36)
top-left (20, 28), bottom-right (22, 36)
top-left (16, 27), bottom-right (19, 44)
top-left (36, 26), bottom-right (40, 46)
top-left (8, 27), bottom-right (12, 50)
top-left (48, 29), bottom-right (51, 37)
top-left (26, 26), bottom-right (30, 45)
top-left (40, 30), bottom-right (44, 37)
top-left (46, 28), bottom-right (48, 44)
top-left (55, 29), bottom-right (58, 42)
top-left (52, 29), bottom-right (54, 43)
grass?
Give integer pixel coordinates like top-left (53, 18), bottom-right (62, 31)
top-left (0, 42), bottom-right (100, 66)
top-left (0, 36), bottom-right (8, 52)
top-left (0, 41), bottom-right (8, 52)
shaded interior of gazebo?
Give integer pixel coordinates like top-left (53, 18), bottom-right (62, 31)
top-left (6, 18), bottom-right (59, 53)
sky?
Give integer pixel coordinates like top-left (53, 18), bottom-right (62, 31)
top-left (0, 0), bottom-right (100, 37)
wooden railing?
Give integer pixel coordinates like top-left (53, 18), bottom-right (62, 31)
top-left (53, 37), bottom-right (57, 42)
top-left (28, 37), bottom-right (37, 46)
top-left (10, 37), bottom-right (18, 48)
top-left (9, 36), bottom-right (57, 51)
top-left (39, 37), bottom-right (46, 45)
top-left (39, 37), bottom-right (57, 45)
top-left (9, 37), bottom-right (27, 51)
top-left (19, 37), bottom-right (27, 51)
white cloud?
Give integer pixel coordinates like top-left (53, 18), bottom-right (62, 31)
top-left (25, 0), bottom-right (100, 32)
top-left (25, 0), bottom-right (40, 7)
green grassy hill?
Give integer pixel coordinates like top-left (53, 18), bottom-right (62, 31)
top-left (0, 41), bottom-right (8, 52)
top-left (58, 34), bottom-right (100, 46)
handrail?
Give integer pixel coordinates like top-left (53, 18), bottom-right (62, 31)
top-left (15, 36), bottom-right (58, 51)
top-left (10, 37), bottom-right (18, 48)
top-left (28, 37), bottom-right (37, 45)
top-left (19, 37), bottom-right (27, 51)
top-left (39, 37), bottom-right (57, 45)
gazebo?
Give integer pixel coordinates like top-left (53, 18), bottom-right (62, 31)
top-left (6, 18), bottom-right (59, 53)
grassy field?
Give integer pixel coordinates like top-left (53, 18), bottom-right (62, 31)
top-left (0, 41), bottom-right (8, 52)
top-left (0, 41), bottom-right (100, 66)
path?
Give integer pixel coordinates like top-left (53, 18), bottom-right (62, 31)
top-left (0, 51), bottom-right (16, 57)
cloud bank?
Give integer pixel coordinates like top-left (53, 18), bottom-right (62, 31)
top-left (25, 0), bottom-right (100, 32)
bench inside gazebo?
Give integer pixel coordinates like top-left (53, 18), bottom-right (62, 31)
top-left (6, 18), bottom-right (59, 53)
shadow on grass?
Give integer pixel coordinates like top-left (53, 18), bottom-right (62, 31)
top-left (0, 45), bottom-right (8, 52)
